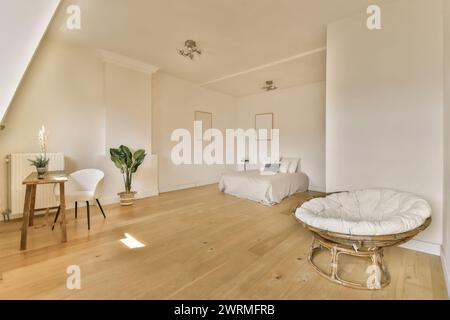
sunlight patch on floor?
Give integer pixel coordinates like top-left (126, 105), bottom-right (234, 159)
top-left (120, 233), bottom-right (146, 249)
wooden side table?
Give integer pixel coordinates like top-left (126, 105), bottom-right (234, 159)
top-left (20, 171), bottom-right (68, 250)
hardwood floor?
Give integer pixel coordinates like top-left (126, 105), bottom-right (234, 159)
top-left (0, 185), bottom-right (447, 300)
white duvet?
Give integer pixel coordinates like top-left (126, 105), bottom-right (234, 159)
top-left (219, 170), bottom-right (309, 205)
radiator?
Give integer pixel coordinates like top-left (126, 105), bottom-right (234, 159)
top-left (6, 153), bottom-right (64, 219)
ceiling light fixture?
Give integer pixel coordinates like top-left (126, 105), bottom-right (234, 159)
top-left (261, 80), bottom-right (277, 92)
top-left (178, 40), bottom-right (202, 60)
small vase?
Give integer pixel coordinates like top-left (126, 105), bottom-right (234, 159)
top-left (118, 191), bottom-right (137, 206)
top-left (36, 166), bottom-right (48, 179)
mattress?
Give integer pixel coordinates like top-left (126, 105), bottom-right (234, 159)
top-left (219, 170), bottom-right (309, 205)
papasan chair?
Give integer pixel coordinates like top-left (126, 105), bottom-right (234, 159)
top-left (293, 189), bottom-right (431, 290)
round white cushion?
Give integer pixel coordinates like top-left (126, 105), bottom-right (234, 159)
top-left (295, 189), bottom-right (431, 236)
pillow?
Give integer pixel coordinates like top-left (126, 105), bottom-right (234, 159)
top-left (288, 158), bottom-right (299, 173)
top-left (262, 163), bottom-right (280, 173)
top-left (279, 159), bottom-right (290, 173)
top-left (259, 163), bottom-right (265, 172)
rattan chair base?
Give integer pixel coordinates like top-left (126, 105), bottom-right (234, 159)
top-left (308, 234), bottom-right (390, 290)
top-left (293, 196), bottom-right (432, 291)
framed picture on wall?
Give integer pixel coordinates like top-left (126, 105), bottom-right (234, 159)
top-left (255, 112), bottom-right (273, 140)
top-left (195, 111), bottom-right (212, 140)
top-left (195, 111), bottom-right (212, 130)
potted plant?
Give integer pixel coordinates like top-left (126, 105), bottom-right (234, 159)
top-left (29, 126), bottom-right (50, 179)
top-left (110, 145), bottom-right (146, 206)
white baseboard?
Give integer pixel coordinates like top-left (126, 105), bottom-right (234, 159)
top-left (159, 183), bottom-right (197, 193)
top-left (7, 189), bottom-right (160, 220)
top-left (441, 249), bottom-right (450, 298)
top-left (400, 239), bottom-right (441, 256)
top-left (309, 186), bottom-right (326, 193)
top-left (160, 179), bottom-right (220, 193)
top-left (195, 178), bottom-right (220, 188)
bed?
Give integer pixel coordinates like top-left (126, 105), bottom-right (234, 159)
top-left (219, 170), bottom-right (309, 205)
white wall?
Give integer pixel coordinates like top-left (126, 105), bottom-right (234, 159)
top-left (0, 0), bottom-right (60, 123)
top-left (0, 39), bottom-right (157, 212)
top-left (443, 0), bottom-right (450, 293)
top-left (152, 72), bottom-right (237, 192)
top-left (326, 0), bottom-right (444, 247)
top-left (236, 82), bottom-right (326, 191)
top-left (102, 62), bottom-right (158, 202)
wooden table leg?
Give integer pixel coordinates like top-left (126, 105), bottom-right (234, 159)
top-left (20, 185), bottom-right (32, 250)
top-left (59, 182), bottom-right (67, 243)
top-left (28, 185), bottom-right (37, 227)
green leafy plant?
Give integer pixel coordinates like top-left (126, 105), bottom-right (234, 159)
top-left (28, 154), bottom-right (50, 168)
top-left (110, 145), bottom-right (146, 193)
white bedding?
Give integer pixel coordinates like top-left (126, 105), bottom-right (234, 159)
top-left (219, 170), bottom-right (309, 205)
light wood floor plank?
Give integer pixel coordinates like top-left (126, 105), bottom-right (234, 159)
top-left (0, 185), bottom-right (447, 300)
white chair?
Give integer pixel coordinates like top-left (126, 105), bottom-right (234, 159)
top-left (52, 169), bottom-right (106, 230)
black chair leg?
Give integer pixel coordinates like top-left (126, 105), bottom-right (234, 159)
top-left (86, 201), bottom-right (90, 230)
top-left (51, 206), bottom-right (61, 231)
top-left (96, 199), bottom-right (106, 219)
top-left (75, 201), bottom-right (78, 219)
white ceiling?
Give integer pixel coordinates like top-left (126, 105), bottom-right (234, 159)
top-left (47, 0), bottom-right (396, 96)
top-left (204, 48), bottom-right (326, 97)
